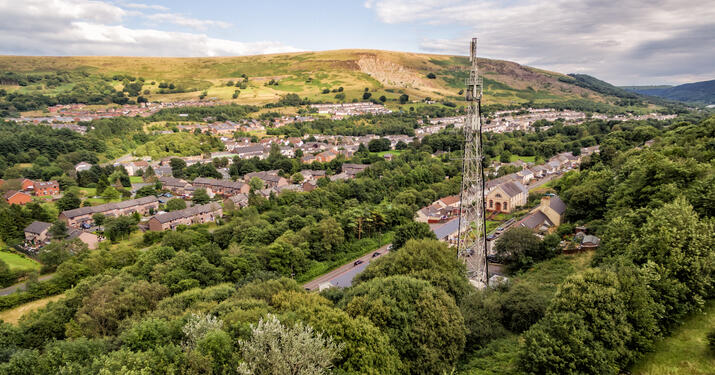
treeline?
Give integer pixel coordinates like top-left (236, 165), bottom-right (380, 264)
top-left (150, 104), bottom-right (259, 122)
top-left (517, 115), bottom-right (714, 374)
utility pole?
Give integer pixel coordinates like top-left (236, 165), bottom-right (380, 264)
top-left (457, 37), bottom-right (488, 288)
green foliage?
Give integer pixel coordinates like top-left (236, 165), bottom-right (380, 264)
top-left (494, 227), bottom-right (555, 273)
top-left (391, 221), bottom-right (436, 249)
top-left (343, 275), bottom-right (465, 375)
top-left (166, 198), bottom-right (187, 211)
top-left (192, 188), bottom-right (210, 205)
top-left (355, 239), bottom-right (470, 303)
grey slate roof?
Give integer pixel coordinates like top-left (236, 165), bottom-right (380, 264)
top-left (152, 203), bottom-right (221, 224)
top-left (548, 195), bottom-right (567, 215)
top-left (24, 221), bottom-right (52, 234)
top-left (193, 177), bottom-right (246, 190)
top-left (499, 181), bottom-right (528, 197)
top-left (61, 196), bottom-right (158, 218)
top-left (433, 219), bottom-right (460, 240)
top-left (519, 211), bottom-right (553, 230)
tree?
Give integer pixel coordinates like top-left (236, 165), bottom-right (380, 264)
top-left (192, 189), bottom-right (210, 205)
top-left (494, 227), bottom-right (554, 273)
top-left (392, 222), bottom-right (436, 249)
top-left (426, 72), bottom-right (436, 79)
top-left (166, 198), bottom-right (187, 211)
top-left (135, 185), bottom-right (157, 198)
top-left (379, 95), bottom-right (387, 102)
top-left (272, 291), bottom-right (404, 374)
top-left (291, 172), bottom-right (304, 184)
top-left (104, 215), bottom-right (137, 242)
top-left (355, 239), bottom-right (470, 303)
top-left (237, 314), bottom-right (342, 375)
top-left (102, 186), bottom-right (120, 201)
top-left (362, 92), bottom-right (372, 100)
top-left (399, 94), bottom-right (409, 104)
top-left (248, 177), bottom-right (264, 192)
top-left (500, 283), bottom-right (549, 333)
top-left (170, 158), bottom-right (187, 178)
top-left (39, 238), bottom-right (88, 272)
top-left (49, 220), bottom-right (68, 239)
top-left (92, 213), bottom-right (105, 226)
top-left (56, 192), bottom-right (81, 212)
top-left (343, 275), bottom-right (465, 374)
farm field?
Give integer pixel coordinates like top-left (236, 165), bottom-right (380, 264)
top-left (0, 251), bottom-right (40, 271)
top-left (0, 294), bottom-right (65, 324)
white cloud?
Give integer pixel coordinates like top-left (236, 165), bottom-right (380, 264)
top-left (0, 0), bottom-right (297, 57)
top-left (122, 2), bottom-right (169, 11)
top-left (365, 0), bottom-right (715, 84)
top-left (145, 13), bottom-right (232, 31)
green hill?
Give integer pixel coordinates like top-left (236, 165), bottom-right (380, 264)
top-left (0, 50), bottom-right (663, 112)
top-left (624, 80), bottom-right (715, 105)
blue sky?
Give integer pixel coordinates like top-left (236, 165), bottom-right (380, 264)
top-left (0, 0), bottom-right (713, 85)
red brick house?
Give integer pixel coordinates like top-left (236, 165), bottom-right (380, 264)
top-left (4, 190), bottom-right (32, 205)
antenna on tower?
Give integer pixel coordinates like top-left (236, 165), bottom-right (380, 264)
top-left (457, 37), bottom-right (488, 288)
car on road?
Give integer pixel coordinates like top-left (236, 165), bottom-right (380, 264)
top-left (386, 244), bottom-right (393, 250)
top-left (353, 260), bottom-right (364, 266)
top-left (487, 234), bottom-right (496, 241)
top-left (372, 251), bottom-right (381, 258)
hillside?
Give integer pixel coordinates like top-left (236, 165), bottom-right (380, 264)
top-left (0, 50), bottom-right (645, 111)
top-left (624, 80), bottom-right (715, 105)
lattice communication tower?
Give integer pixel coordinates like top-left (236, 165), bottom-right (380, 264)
top-left (457, 37), bottom-right (488, 288)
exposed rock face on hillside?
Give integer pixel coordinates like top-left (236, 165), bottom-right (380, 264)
top-left (357, 55), bottom-right (435, 90)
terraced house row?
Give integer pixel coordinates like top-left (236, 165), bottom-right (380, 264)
top-left (59, 196), bottom-right (160, 228)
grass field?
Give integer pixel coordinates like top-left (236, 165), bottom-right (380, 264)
top-left (377, 150), bottom-right (405, 157)
top-left (509, 155), bottom-right (536, 163)
top-left (0, 294), bottom-right (65, 324)
top-left (130, 176), bottom-right (144, 184)
top-left (630, 301), bottom-right (715, 375)
top-left (0, 251), bottom-right (41, 271)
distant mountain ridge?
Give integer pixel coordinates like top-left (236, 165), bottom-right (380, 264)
top-left (623, 80), bottom-right (715, 105)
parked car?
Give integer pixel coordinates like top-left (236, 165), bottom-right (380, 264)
top-left (353, 260), bottom-right (364, 266)
top-left (372, 251), bottom-right (381, 258)
top-left (387, 244), bottom-right (393, 250)
top-left (486, 234), bottom-right (496, 241)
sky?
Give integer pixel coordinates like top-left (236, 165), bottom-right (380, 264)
top-left (0, 0), bottom-right (713, 85)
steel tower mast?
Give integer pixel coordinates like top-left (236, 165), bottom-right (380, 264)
top-left (457, 37), bottom-right (488, 288)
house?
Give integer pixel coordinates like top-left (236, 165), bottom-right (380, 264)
top-left (234, 145), bottom-right (266, 159)
top-left (24, 221), bottom-right (52, 244)
top-left (223, 193), bottom-right (249, 210)
top-left (580, 145), bottom-right (600, 156)
top-left (68, 229), bottom-right (100, 249)
top-left (342, 163), bottom-right (369, 178)
top-left (301, 154), bottom-right (317, 164)
top-left (517, 194), bottom-right (567, 232)
top-left (24, 180), bottom-right (60, 196)
top-left (158, 176), bottom-right (193, 195)
top-left (546, 160), bottom-right (561, 174)
top-left (486, 181), bottom-right (528, 213)
top-left (243, 171), bottom-right (288, 188)
top-left (516, 169), bottom-right (534, 184)
top-left (154, 165), bottom-right (173, 177)
top-left (4, 190), bottom-right (32, 205)
top-left (59, 196), bottom-right (159, 228)
top-left (148, 203), bottom-right (223, 231)
top-left (437, 195), bottom-right (461, 209)
top-left (75, 162), bottom-right (92, 172)
top-left (316, 151), bottom-right (337, 163)
top-left (192, 177), bottom-right (250, 196)
top-left (300, 170), bottom-right (326, 182)
top-left (432, 218), bottom-right (460, 247)
top-left (531, 165), bottom-right (547, 178)
top-left (302, 180), bottom-right (318, 192)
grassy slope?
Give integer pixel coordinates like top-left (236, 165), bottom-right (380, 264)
top-left (0, 50), bottom-right (612, 107)
top-left (0, 293), bottom-right (65, 324)
top-left (0, 251), bottom-right (41, 271)
top-left (630, 301), bottom-right (715, 375)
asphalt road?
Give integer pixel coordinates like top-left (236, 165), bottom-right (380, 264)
top-left (303, 244), bottom-right (391, 291)
top-left (0, 274), bottom-right (55, 296)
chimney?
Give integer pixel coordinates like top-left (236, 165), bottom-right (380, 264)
top-left (541, 195), bottom-right (550, 209)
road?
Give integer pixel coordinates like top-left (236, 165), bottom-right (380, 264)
top-left (0, 274), bottom-right (55, 296)
top-left (303, 244), bottom-right (391, 291)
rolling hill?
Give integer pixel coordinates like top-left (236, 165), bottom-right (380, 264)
top-left (623, 80), bottom-right (715, 105)
top-left (0, 50), bottom-right (661, 111)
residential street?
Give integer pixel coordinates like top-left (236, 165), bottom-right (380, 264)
top-left (303, 244), bottom-right (391, 291)
top-left (0, 274), bottom-right (55, 296)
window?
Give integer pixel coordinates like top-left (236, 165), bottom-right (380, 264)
top-left (504, 202), bottom-right (508, 210)
top-left (489, 200), bottom-right (493, 208)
